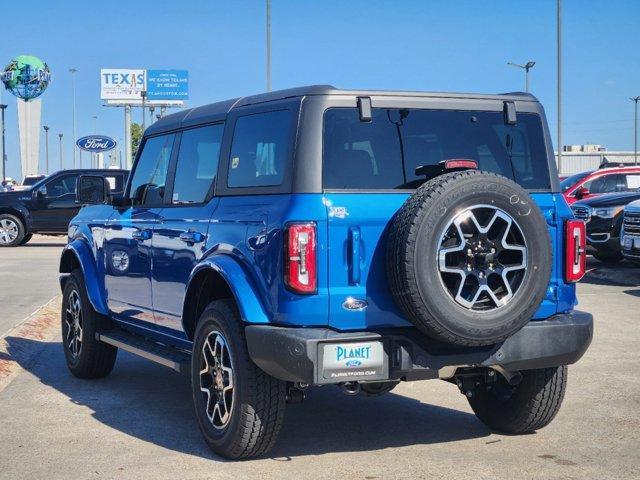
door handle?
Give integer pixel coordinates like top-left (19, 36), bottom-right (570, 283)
top-left (179, 231), bottom-right (205, 244)
top-left (132, 229), bottom-right (152, 241)
top-left (348, 226), bottom-right (361, 285)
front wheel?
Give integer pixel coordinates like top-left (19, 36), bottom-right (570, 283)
top-left (191, 300), bottom-right (286, 459)
top-left (62, 269), bottom-right (117, 378)
top-left (467, 366), bottom-right (567, 433)
top-left (0, 214), bottom-right (25, 247)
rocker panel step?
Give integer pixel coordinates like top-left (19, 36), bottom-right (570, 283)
top-left (97, 329), bottom-right (191, 373)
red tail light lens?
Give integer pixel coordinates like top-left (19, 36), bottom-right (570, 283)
top-left (285, 223), bottom-right (317, 294)
top-left (565, 220), bottom-right (586, 282)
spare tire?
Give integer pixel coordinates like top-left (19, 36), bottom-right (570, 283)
top-left (387, 170), bottom-right (551, 347)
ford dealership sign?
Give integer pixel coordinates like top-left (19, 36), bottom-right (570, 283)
top-left (76, 135), bottom-right (117, 153)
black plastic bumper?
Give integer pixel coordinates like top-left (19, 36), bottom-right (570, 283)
top-left (245, 311), bottom-right (593, 385)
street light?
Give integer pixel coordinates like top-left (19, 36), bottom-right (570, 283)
top-left (631, 96), bottom-right (640, 166)
top-left (43, 126), bottom-right (50, 174)
top-left (69, 68), bottom-right (78, 168)
top-left (92, 115), bottom-right (98, 168)
top-left (507, 60), bottom-right (536, 93)
top-left (266, 0), bottom-right (272, 92)
top-left (141, 90), bottom-right (147, 132)
top-left (0, 103), bottom-right (7, 184)
top-left (58, 133), bottom-right (64, 170)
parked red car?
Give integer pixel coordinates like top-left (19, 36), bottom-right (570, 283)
top-left (561, 166), bottom-right (640, 205)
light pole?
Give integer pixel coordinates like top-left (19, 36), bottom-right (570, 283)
top-left (0, 103), bottom-right (7, 184)
top-left (43, 126), bottom-right (50, 174)
top-left (58, 133), bottom-right (64, 170)
top-left (141, 90), bottom-right (147, 132)
top-left (266, 0), bottom-right (272, 91)
top-left (92, 115), bottom-right (98, 168)
top-left (557, 0), bottom-right (563, 174)
top-left (507, 61), bottom-right (536, 93)
top-left (631, 96), bottom-right (640, 166)
top-left (69, 68), bottom-right (78, 168)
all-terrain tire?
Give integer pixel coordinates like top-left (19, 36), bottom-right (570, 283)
top-left (387, 170), bottom-right (552, 346)
top-left (62, 269), bottom-right (117, 378)
top-left (191, 300), bottom-right (286, 459)
top-left (0, 213), bottom-right (25, 247)
top-left (468, 366), bottom-right (567, 433)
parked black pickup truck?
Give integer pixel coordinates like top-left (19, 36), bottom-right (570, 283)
top-left (0, 169), bottom-right (128, 247)
top-left (571, 191), bottom-right (640, 264)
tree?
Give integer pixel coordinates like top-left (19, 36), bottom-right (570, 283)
top-left (131, 123), bottom-right (143, 156)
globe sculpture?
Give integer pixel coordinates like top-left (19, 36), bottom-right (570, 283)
top-left (1, 55), bottom-right (51, 101)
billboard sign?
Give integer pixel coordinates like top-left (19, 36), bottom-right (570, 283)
top-left (100, 69), bottom-right (145, 100)
top-left (76, 135), bottom-right (117, 153)
top-left (147, 70), bottom-right (189, 100)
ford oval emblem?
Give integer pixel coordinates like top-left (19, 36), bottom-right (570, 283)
top-left (342, 297), bottom-right (368, 311)
top-left (76, 135), bottom-right (117, 153)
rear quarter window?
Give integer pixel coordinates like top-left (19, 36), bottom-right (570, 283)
top-left (323, 108), bottom-right (551, 191)
top-left (227, 110), bottom-right (291, 188)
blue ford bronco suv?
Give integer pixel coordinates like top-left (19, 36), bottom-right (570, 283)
top-left (59, 86), bottom-right (593, 459)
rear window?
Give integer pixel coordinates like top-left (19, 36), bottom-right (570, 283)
top-left (323, 108), bottom-right (551, 190)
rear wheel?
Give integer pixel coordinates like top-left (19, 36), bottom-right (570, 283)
top-left (62, 269), bottom-right (117, 378)
top-left (0, 214), bottom-right (25, 247)
top-left (467, 366), bottom-right (567, 433)
top-left (191, 300), bottom-right (286, 459)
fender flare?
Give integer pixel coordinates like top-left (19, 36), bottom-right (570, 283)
top-left (187, 255), bottom-right (270, 325)
top-left (59, 239), bottom-right (109, 315)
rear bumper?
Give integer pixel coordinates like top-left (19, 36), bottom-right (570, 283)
top-left (245, 311), bottom-right (593, 385)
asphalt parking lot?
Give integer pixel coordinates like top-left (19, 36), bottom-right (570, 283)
top-left (0, 239), bottom-right (638, 479)
top-left (0, 235), bottom-right (66, 334)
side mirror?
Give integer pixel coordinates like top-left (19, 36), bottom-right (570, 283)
top-left (76, 175), bottom-right (111, 205)
top-left (574, 186), bottom-right (589, 199)
top-left (35, 187), bottom-right (46, 199)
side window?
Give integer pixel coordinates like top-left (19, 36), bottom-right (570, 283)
top-left (43, 174), bottom-right (79, 197)
top-left (171, 124), bottom-right (223, 204)
top-left (128, 134), bottom-right (175, 206)
top-left (588, 174), bottom-right (619, 194)
top-left (624, 174), bottom-right (640, 191)
top-left (227, 110), bottom-right (291, 188)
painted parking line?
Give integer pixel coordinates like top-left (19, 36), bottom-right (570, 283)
top-left (0, 296), bottom-right (61, 392)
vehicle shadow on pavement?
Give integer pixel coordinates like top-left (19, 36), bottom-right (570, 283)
top-left (582, 259), bottom-right (640, 287)
top-left (2, 337), bottom-right (488, 460)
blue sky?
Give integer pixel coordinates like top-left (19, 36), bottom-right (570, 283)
top-left (1, 0), bottom-right (639, 180)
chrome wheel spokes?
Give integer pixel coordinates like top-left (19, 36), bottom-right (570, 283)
top-left (199, 330), bottom-right (234, 430)
top-left (438, 205), bottom-right (527, 311)
top-left (0, 219), bottom-right (19, 244)
top-left (64, 289), bottom-right (83, 358)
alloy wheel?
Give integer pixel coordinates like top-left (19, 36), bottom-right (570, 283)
top-left (199, 330), bottom-right (235, 430)
top-left (0, 218), bottom-right (19, 245)
top-left (438, 205), bottom-right (527, 311)
top-left (65, 289), bottom-right (83, 358)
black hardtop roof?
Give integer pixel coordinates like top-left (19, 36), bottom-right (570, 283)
top-left (145, 85), bottom-right (538, 135)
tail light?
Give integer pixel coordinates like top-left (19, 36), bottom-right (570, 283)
top-left (285, 223), bottom-right (317, 294)
top-left (565, 220), bottom-right (586, 282)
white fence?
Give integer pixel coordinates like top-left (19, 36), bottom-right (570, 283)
top-left (555, 152), bottom-right (639, 176)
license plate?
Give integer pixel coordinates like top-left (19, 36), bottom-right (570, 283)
top-left (321, 341), bottom-right (386, 381)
